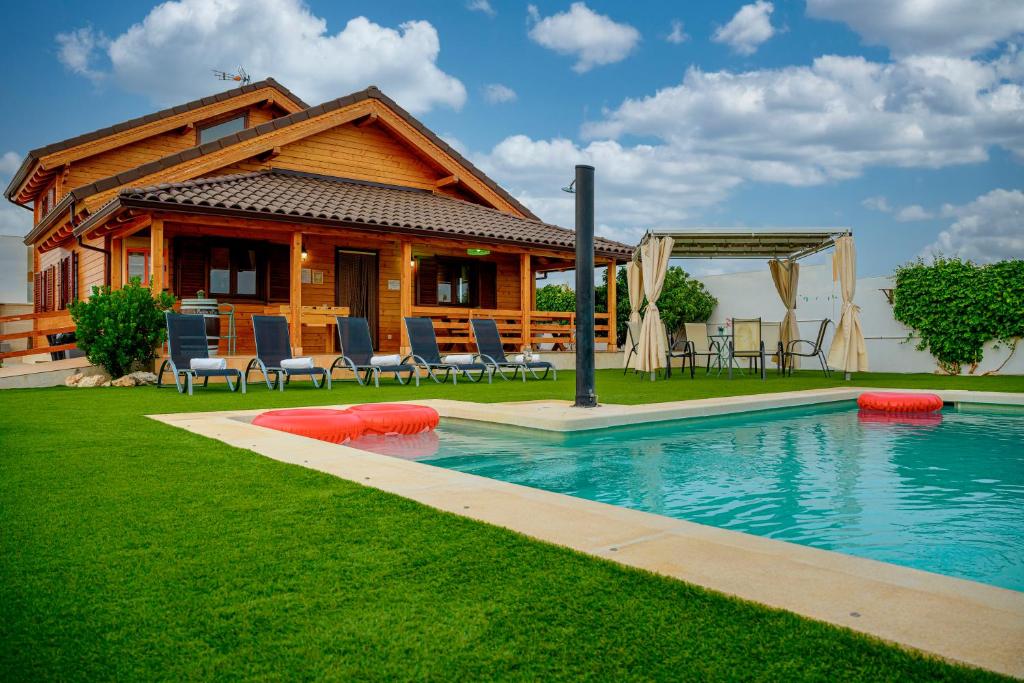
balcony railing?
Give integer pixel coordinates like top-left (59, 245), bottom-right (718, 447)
top-left (410, 306), bottom-right (613, 351)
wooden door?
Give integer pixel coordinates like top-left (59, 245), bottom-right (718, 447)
top-left (336, 249), bottom-right (379, 345)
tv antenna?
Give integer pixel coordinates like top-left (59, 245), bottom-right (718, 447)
top-left (212, 66), bottom-right (251, 85)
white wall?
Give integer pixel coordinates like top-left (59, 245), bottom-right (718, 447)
top-left (700, 264), bottom-right (1024, 375)
top-left (0, 235), bottom-right (31, 305)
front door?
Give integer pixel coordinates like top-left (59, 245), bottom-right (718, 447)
top-left (335, 249), bottom-right (379, 346)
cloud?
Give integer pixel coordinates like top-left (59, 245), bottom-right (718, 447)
top-left (54, 0), bottom-right (466, 114)
top-left (482, 83), bottom-right (517, 104)
top-left (0, 151), bottom-right (32, 238)
top-left (894, 204), bottom-right (934, 221)
top-left (666, 20), bottom-right (688, 45)
top-left (924, 188), bottom-right (1024, 261)
top-left (712, 1), bottom-right (776, 56)
top-left (862, 196), bottom-right (892, 212)
top-left (807, 0), bottom-right (1024, 57)
top-left (466, 0), bottom-right (495, 17)
top-left (527, 2), bottom-right (640, 73)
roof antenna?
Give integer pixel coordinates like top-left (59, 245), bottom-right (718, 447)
top-left (212, 66), bottom-right (251, 85)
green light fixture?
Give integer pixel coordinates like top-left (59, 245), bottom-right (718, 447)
top-left (467, 248), bottom-right (491, 256)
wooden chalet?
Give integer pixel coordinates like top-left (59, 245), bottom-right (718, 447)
top-left (4, 79), bottom-right (629, 363)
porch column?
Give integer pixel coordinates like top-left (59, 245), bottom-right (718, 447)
top-left (149, 218), bottom-right (164, 294)
top-left (109, 237), bottom-right (123, 289)
top-left (290, 232), bottom-right (303, 352)
top-left (607, 258), bottom-right (617, 351)
top-left (399, 240), bottom-right (413, 353)
top-left (520, 253), bottom-right (531, 349)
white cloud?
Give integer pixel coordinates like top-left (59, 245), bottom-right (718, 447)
top-left (466, 0), bottom-right (495, 17)
top-left (666, 20), bottom-right (688, 45)
top-left (55, 0), bottom-right (466, 114)
top-left (895, 204), bottom-right (934, 221)
top-left (1, 151), bottom-right (32, 238)
top-left (712, 1), bottom-right (776, 56)
top-left (807, 0), bottom-right (1024, 57)
top-left (527, 2), bottom-right (640, 73)
top-left (56, 26), bottom-right (108, 81)
top-left (862, 196), bottom-right (892, 212)
top-left (925, 188), bottom-right (1024, 261)
top-left (482, 83), bottom-right (517, 104)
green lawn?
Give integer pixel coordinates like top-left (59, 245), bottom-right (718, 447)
top-left (2, 370), bottom-right (1021, 681)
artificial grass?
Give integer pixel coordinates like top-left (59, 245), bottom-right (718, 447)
top-left (2, 370), bottom-right (1020, 680)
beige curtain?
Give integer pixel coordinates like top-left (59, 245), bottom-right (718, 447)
top-left (624, 259), bottom-right (644, 367)
top-left (769, 259), bottom-right (800, 363)
top-left (827, 235), bottom-right (868, 373)
top-left (634, 236), bottom-right (674, 376)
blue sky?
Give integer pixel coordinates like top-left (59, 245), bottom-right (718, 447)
top-left (1, 0), bottom-right (1021, 278)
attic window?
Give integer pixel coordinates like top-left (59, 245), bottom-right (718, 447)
top-left (198, 115), bottom-right (246, 145)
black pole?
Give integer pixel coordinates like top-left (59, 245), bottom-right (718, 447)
top-left (574, 164), bottom-right (597, 408)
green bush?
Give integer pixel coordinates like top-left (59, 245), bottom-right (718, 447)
top-left (893, 257), bottom-right (1024, 374)
top-left (535, 283), bottom-right (576, 312)
top-left (69, 278), bottom-right (177, 378)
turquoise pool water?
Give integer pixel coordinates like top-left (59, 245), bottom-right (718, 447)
top-left (418, 402), bottom-right (1024, 591)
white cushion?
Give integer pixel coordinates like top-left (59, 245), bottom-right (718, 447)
top-left (190, 358), bottom-right (226, 371)
top-left (370, 354), bottom-right (402, 367)
top-left (441, 354), bottom-right (475, 364)
top-left (280, 357), bottom-right (315, 370)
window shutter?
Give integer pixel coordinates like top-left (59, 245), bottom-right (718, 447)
top-left (33, 273), bottom-right (42, 313)
top-left (267, 244), bottom-right (290, 302)
top-left (416, 258), bottom-right (438, 306)
top-left (46, 266), bottom-right (56, 312)
top-left (477, 261), bottom-right (497, 309)
top-left (71, 251), bottom-right (79, 301)
top-left (174, 238), bottom-right (207, 297)
top-left (58, 256), bottom-right (70, 309)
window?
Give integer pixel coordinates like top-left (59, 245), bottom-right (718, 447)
top-left (178, 240), bottom-right (265, 300)
top-left (126, 249), bottom-right (149, 283)
top-left (198, 115), bottom-right (246, 144)
top-left (416, 256), bottom-right (497, 308)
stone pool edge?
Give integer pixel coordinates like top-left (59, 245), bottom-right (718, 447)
top-left (148, 387), bottom-right (1024, 678)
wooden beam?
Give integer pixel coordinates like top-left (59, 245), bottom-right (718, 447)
top-left (149, 218), bottom-right (164, 293)
top-left (606, 259), bottom-right (617, 351)
top-left (434, 174), bottom-right (459, 189)
top-left (258, 146), bottom-right (281, 162)
top-left (110, 237), bottom-right (123, 289)
top-left (399, 240), bottom-right (413, 354)
top-left (260, 98), bottom-right (276, 109)
top-left (355, 112), bottom-right (379, 128)
top-left (177, 122), bottom-right (195, 136)
top-left (520, 253), bottom-right (531, 349)
top-left (290, 231), bottom-right (303, 353)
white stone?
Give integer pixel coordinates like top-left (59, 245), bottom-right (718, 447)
top-left (128, 371), bottom-right (158, 385)
top-left (64, 373), bottom-right (84, 387)
top-left (111, 375), bottom-right (137, 387)
top-left (76, 374), bottom-right (110, 388)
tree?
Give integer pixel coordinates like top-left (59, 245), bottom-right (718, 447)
top-left (535, 283), bottom-right (576, 312)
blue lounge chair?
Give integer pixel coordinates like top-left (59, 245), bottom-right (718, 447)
top-left (470, 318), bottom-right (555, 381)
top-left (245, 315), bottom-right (330, 391)
top-left (157, 312), bottom-right (245, 394)
top-left (330, 316), bottom-right (419, 387)
top-left (403, 317), bottom-right (492, 384)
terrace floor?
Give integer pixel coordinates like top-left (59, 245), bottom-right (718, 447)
top-left (2, 370), bottom-right (1023, 680)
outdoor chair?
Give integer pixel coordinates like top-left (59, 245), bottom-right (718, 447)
top-left (761, 322), bottom-right (784, 375)
top-left (470, 318), bottom-right (556, 381)
top-left (245, 315), bottom-right (330, 391)
top-left (683, 322), bottom-right (721, 378)
top-left (784, 319), bottom-right (833, 377)
top-left (729, 317), bottom-right (766, 380)
top-left (622, 321), bottom-right (641, 375)
top-left (157, 312), bottom-right (245, 395)
top-left (330, 317), bottom-right (419, 387)
top-left (404, 317), bottom-right (492, 384)
top-left (664, 325), bottom-right (692, 379)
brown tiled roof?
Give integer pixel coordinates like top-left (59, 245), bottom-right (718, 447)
top-left (5, 78), bottom-right (307, 202)
top-left (80, 170), bottom-right (632, 258)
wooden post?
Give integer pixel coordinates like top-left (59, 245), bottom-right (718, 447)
top-left (290, 232), bottom-right (303, 353)
top-left (606, 259), bottom-right (617, 351)
top-left (399, 240), bottom-right (413, 353)
top-left (520, 253), bottom-right (531, 349)
top-left (109, 238), bottom-right (123, 289)
top-left (149, 218), bottom-right (164, 294)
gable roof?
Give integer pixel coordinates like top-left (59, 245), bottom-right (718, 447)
top-left (5, 78), bottom-right (307, 203)
top-left (76, 169), bottom-right (631, 259)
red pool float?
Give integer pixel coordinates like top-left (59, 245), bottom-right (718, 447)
top-left (858, 410), bottom-right (943, 427)
top-left (347, 403), bottom-right (440, 435)
top-left (857, 392), bottom-right (943, 413)
top-left (252, 408), bottom-right (366, 444)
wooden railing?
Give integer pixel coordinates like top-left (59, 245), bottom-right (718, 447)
top-left (0, 310), bottom-right (76, 361)
top-left (409, 306), bottom-right (612, 351)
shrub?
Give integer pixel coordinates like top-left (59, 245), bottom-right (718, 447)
top-left (892, 257), bottom-right (1024, 374)
top-left (535, 283), bottom-right (576, 312)
top-left (69, 278), bottom-right (177, 378)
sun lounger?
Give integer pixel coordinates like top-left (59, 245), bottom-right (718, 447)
top-left (330, 317), bottom-right (419, 387)
top-left (157, 312), bottom-right (245, 394)
top-left (403, 317), bottom-right (492, 384)
top-left (245, 315), bottom-right (330, 390)
top-left (470, 318), bottom-right (555, 381)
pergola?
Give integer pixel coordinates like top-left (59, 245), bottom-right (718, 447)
top-left (628, 228), bottom-right (867, 379)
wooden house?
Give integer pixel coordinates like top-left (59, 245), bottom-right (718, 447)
top-left (4, 79), bottom-right (629, 362)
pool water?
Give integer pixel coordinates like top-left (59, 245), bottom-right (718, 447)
top-left (419, 402), bottom-right (1024, 591)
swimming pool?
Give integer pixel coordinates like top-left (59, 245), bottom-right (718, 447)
top-left (414, 402), bottom-right (1024, 591)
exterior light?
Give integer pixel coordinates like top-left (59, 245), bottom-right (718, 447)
top-left (467, 248), bottom-right (490, 256)
top-left (301, 243), bottom-right (308, 260)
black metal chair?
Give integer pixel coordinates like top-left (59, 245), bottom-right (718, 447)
top-left (784, 319), bottom-right (833, 376)
top-left (470, 318), bottom-right (555, 381)
top-left (157, 312), bottom-right (245, 395)
top-left (664, 325), bottom-right (692, 379)
top-left (245, 315), bottom-right (330, 391)
top-left (622, 321), bottom-right (641, 375)
top-left (330, 317), bottom-right (419, 387)
top-left (403, 317), bottom-right (492, 384)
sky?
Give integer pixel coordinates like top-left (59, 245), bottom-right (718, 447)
top-left (0, 0), bottom-right (1021, 279)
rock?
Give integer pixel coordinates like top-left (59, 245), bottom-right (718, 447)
top-left (76, 374), bottom-right (110, 388)
top-left (111, 375), bottom-right (137, 387)
top-left (64, 373), bottom-right (84, 387)
top-left (101, 380), bottom-right (112, 387)
top-left (129, 371), bottom-right (158, 385)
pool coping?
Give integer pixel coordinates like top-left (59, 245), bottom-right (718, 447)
top-left (148, 387), bottom-right (1024, 678)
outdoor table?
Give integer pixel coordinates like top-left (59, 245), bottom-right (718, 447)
top-left (709, 332), bottom-right (744, 376)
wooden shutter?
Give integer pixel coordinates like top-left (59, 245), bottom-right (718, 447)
top-left (58, 256), bottom-right (71, 309)
top-left (267, 243), bottom-right (290, 302)
top-left (33, 273), bottom-right (42, 313)
top-left (416, 258), bottom-right (438, 306)
top-left (477, 261), bottom-right (497, 309)
top-left (71, 251), bottom-right (79, 302)
top-left (46, 266), bottom-right (56, 312)
top-left (174, 238), bottom-right (207, 297)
